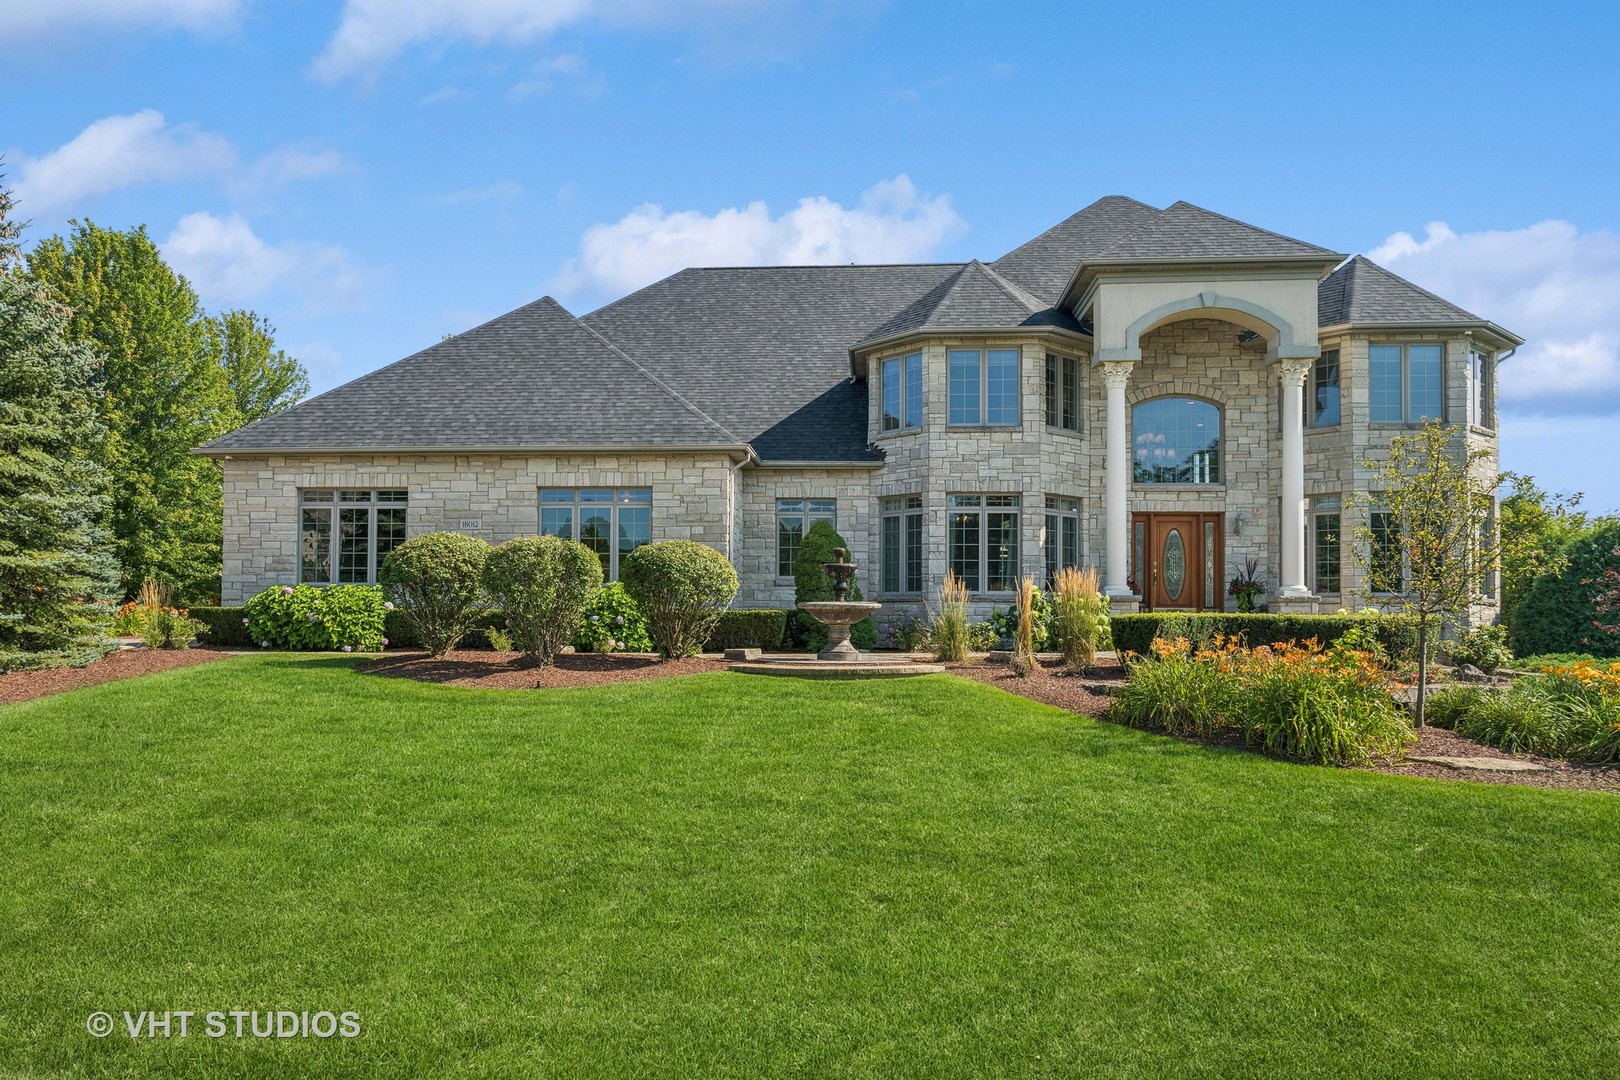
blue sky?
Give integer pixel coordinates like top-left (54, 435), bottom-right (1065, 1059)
top-left (8, 0), bottom-right (1618, 510)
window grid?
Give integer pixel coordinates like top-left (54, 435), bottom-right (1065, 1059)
top-left (1370, 343), bottom-right (1446, 423)
top-left (1313, 350), bottom-right (1340, 427)
top-left (1043, 496), bottom-right (1081, 584)
top-left (539, 487), bottom-right (652, 581)
top-left (1045, 354), bottom-right (1080, 431)
top-left (1311, 497), bottom-right (1342, 595)
top-left (775, 498), bottom-right (838, 577)
top-left (880, 351), bottom-right (923, 433)
top-left (1469, 349), bottom-right (1494, 429)
top-left (1132, 398), bottom-right (1222, 484)
top-left (299, 488), bottom-right (408, 586)
top-left (947, 494), bottom-right (1020, 594)
top-left (948, 348), bottom-right (1020, 426)
top-left (880, 495), bottom-right (925, 595)
top-left (1370, 509), bottom-right (1404, 595)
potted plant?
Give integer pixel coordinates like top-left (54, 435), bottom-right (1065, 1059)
top-left (1226, 557), bottom-right (1265, 612)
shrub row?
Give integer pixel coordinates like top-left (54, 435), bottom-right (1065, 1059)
top-left (1427, 664), bottom-right (1620, 762)
top-left (704, 609), bottom-right (788, 651)
top-left (189, 606), bottom-right (257, 647)
top-left (1110, 612), bottom-right (1424, 662)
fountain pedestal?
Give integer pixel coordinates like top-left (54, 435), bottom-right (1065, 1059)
top-left (798, 600), bottom-right (882, 662)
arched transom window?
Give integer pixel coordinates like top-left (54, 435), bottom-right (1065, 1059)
top-left (1132, 397), bottom-right (1222, 484)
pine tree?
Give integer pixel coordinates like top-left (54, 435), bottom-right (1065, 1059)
top-left (0, 171), bottom-right (118, 669)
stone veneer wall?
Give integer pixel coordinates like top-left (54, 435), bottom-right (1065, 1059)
top-left (220, 452), bottom-right (738, 604)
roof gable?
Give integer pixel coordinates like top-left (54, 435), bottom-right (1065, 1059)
top-left (1318, 254), bottom-right (1482, 325)
top-left (201, 297), bottom-right (738, 453)
top-left (857, 260), bottom-right (1083, 344)
top-left (1096, 200), bottom-right (1341, 261)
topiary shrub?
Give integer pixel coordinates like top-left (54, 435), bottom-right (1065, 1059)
top-left (378, 532), bottom-right (492, 656)
top-left (792, 520), bottom-right (876, 652)
top-left (574, 581), bottom-right (653, 653)
top-left (704, 609), bottom-right (789, 651)
top-left (244, 584), bottom-right (387, 652)
top-left (481, 536), bottom-right (603, 668)
top-left (620, 541), bottom-right (739, 659)
top-left (1508, 522), bottom-right (1620, 660)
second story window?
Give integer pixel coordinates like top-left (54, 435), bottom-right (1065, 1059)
top-left (1132, 397), bottom-right (1221, 484)
top-left (1469, 349), bottom-right (1494, 430)
top-left (880, 351), bottom-right (923, 432)
top-left (1312, 350), bottom-right (1340, 426)
top-left (1370, 343), bottom-right (1444, 423)
top-left (948, 347), bottom-right (1019, 426)
top-left (1045, 354), bottom-right (1080, 431)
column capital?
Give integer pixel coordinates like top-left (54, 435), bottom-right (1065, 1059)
top-left (1276, 357), bottom-right (1312, 386)
top-left (1101, 360), bottom-right (1135, 392)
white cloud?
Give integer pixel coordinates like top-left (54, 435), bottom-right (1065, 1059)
top-left (12, 0), bottom-right (240, 37)
top-left (11, 111), bottom-right (349, 215)
top-left (163, 212), bottom-right (363, 313)
top-left (12, 110), bottom-right (234, 215)
top-left (506, 53), bottom-right (605, 100)
top-left (1370, 219), bottom-right (1620, 415)
top-left (553, 175), bottom-right (967, 298)
top-left (311, 0), bottom-right (816, 81)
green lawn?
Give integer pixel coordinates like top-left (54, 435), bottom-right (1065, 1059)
top-left (3, 656), bottom-right (1618, 1078)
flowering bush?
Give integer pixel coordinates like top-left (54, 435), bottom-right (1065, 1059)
top-left (1111, 635), bottom-right (1415, 766)
top-left (573, 581), bottom-right (652, 653)
top-left (243, 584), bottom-right (387, 652)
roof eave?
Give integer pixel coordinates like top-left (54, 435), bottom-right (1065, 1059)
top-left (1059, 253), bottom-right (1348, 313)
top-left (848, 324), bottom-right (1094, 377)
top-left (1317, 320), bottom-right (1525, 350)
top-left (194, 442), bottom-right (758, 461)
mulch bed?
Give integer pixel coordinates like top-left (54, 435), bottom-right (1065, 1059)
top-left (363, 650), bottom-right (728, 689)
top-left (948, 655), bottom-right (1620, 794)
top-left (0, 646), bottom-right (239, 705)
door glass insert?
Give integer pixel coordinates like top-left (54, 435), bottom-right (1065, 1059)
top-left (1162, 528), bottom-right (1186, 601)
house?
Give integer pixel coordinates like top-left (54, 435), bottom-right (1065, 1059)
top-left (198, 196), bottom-right (1522, 627)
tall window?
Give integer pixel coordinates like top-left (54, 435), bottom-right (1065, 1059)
top-left (948, 347), bottom-right (1020, 425)
top-left (1469, 349), bottom-right (1494, 429)
top-left (881, 495), bottom-right (925, 594)
top-left (1311, 497), bottom-right (1341, 595)
top-left (1043, 496), bottom-right (1081, 582)
top-left (300, 489), bottom-right (408, 585)
top-left (1370, 508), bottom-right (1404, 595)
top-left (1045, 354), bottom-right (1080, 431)
top-left (775, 498), bottom-right (837, 577)
top-left (1313, 349), bottom-right (1340, 427)
top-left (881, 351), bottom-right (923, 432)
top-left (1370, 343), bottom-right (1444, 423)
top-left (947, 494), bottom-right (1020, 593)
top-left (540, 487), bottom-right (651, 580)
top-left (1132, 397), bottom-right (1221, 484)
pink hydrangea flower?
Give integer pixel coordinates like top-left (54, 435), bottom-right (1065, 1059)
top-left (590, 615), bottom-right (600, 622)
top-left (380, 637), bottom-right (390, 646)
top-left (282, 586), bottom-right (294, 596)
top-left (383, 601), bottom-right (395, 611)
top-left (342, 645), bottom-right (353, 653)
top-left (307, 614), bottom-right (319, 622)
top-left (614, 615), bottom-right (625, 625)
top-left (260, 640), bottom-right (270, 648)
top-left (242, 618), bottom-right (249, 625)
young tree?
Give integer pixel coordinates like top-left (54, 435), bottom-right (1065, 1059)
top-left (26, 221), bottom-right (236, 595)
top-left (1355, 420), bottom-right (1507, 726)
top-left (0, 172), bottom-right (119, 669)
top-left (203, 309), bottom-right (309, 425)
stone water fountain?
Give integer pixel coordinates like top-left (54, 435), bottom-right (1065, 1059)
top-left (726, 547), bottom-right (944, 678)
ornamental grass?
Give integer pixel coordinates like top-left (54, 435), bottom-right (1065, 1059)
top-left (1050, 565), bottom-right (1105, 671)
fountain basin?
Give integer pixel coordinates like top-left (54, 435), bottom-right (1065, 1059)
top-left (797, 600), bottom-right (882, 662)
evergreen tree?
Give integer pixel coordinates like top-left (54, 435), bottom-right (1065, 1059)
top-left (0, 174), bottom-right (118, 669)
top-left (26, 221), bottom-right (235, 595)
top-left (203, 309), bottom-right (309, 425)
top-left (791, 520), bottom-right (877, 651)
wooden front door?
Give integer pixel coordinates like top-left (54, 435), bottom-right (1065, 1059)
top-left (1132, 512), bottom-right (1225, 612)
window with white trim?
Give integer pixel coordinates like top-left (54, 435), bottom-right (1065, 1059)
top-left (948, 347), bottom-right (1020, 426)
top-left (1043, 496), bottom-right (1080, 583)
top-left (1369, 343), bottom-right (1444, 423)
top-left (947, 493), bottom-right (1020, 593)
top-left (1311, 496), bottom-right (1341, 595)
top-left (539, 487), bottom-right (651, 580)
top-left (1312, 350), bottom-right (1341, 427)
top-left (1469, 348), bottom-right (1494, 430)
top-left (1369, 507), bottom-right (1404, 595)
top-left (775, 498), bottom-right (837, 577)
top-left (1045, 354), bottom-right (1080, 431)
top-left (299, 489), bottom-right (408, 585)
top-left (880, 352), bottom-right (923, 432)
top-left (881, 495), bottom-right (925, 594)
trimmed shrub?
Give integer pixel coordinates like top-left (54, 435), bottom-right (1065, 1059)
top-left (378, 532), bottom-right (492, 656)
top-left (620, 541), bottom-right (739, 659)
top-left (190, 606), bottom-right (255, 647)
top-left (481, 536), bottom-right (603, 668)
top-left (244, 584), bottom-right (387, 652)
top-left (1509, 522), bottom-right (1620, 660)
top-left (574, 582), bottom-right (653, 653)
top-left (1111, 612), bottom-right (1424, 663)
top-left (704, 609), bottom-right (789, 651)
top-left (791, 520), bottom-right (876, 652)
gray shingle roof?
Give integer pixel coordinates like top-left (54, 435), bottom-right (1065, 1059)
top-left (1095, 200), bottom-right (1341, 261)
top-left (1318, 254), bottom-right (1482, 325)
top-left (580, 263), bottom-right (963, 462)
top-left (201, 297), bottom-right (739, 453)
top-left (857, 260), bottom-right (1084, 344)
top-left (991, 195), bottom-right (1163, 304)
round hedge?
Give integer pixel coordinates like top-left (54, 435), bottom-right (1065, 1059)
top-left (620, 541), bottom-right (739, 659)
top-left (481, 535), bottom-right (603, 667)
top-left (378, 531), bottom-right (492, 656)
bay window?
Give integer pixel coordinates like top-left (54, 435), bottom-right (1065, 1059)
top-left (948, 347), bottom-right (1020, 426)
top-left (1311, 497), bottom-right (1341, 595)
top-left (1312, 349), bottom-right (1340, 427)
top-left (880, 495), bottom-right (925, 594)
top-left (1469, 349), bottom-right (1494, 429)
top-left (1370, 343), bottom-right (1444, 423)
top-left (299, 489), bottom-right (408, 585)
top-left (1044, 496), bottom-right (1080, 582)
top-left (880, 351), bottom-right (923, 432)
top-left (1045, 353), bottom-right (1080, 431)
top-left (947, 494), bottom-right (1020, 593)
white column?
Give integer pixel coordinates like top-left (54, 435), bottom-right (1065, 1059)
top-left (1102, 361), bottom-right (1135, 600)
top-left (1277, 358), bottom-right (1312, 599)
